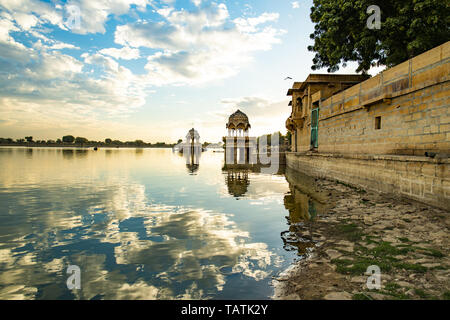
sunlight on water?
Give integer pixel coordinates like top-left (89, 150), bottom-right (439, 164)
top-left (0, 147), bottom-right (323, 300)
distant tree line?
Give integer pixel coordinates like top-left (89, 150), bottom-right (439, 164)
top-left (0, 136), bottom-right (177, 148)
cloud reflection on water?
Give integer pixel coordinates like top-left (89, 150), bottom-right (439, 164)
top-left (0, 149), bottom-right (280, 299)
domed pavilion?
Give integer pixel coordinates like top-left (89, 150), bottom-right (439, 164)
top-left (226, 110), bottom-right (251, 137)
top-left (186, 128), bottom-right (200, 144)
top-left (223, 109), bottom-right (257, 165)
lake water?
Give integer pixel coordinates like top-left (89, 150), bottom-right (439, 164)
top-left (0, 147), bottom-right (321, 300)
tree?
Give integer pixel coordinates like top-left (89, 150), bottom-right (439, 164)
top-left (134, 140), bottom-right (145, 146)
top-left (25, 136), bottom-right (33, 143)
top-left (75, 137), bottom-right (88, 144)
top-left (62, 135), bottom-right (75, 144)
top-left (177, 139), bottom-right (183, 144)
top-left (308, 0), bottom-right (450, 73)
top-left (105, 138), bottom-right (112, 144)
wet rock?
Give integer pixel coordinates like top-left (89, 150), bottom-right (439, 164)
top-left (422, 263), bottom-right (441, 268)
top-left (350, 276), bottom-right (366, 283)
top-left (325, 249), bottom-right (342, 260)
top-left (396, 281), bottom-right (412, 288)
top-left (367, 292), bottom-right (387, 300)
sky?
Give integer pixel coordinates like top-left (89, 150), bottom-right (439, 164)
top-left (0, 0), bottom-right (383, 143)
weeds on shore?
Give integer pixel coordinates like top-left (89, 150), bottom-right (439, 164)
top-left (331, 221), bottom-right (447, 300)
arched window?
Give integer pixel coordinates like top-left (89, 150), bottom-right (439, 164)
top-left (296, 97), bottom-right (302, 113)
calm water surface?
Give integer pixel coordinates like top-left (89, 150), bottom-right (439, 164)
top-left (0, 147), bottom-right (321, 299)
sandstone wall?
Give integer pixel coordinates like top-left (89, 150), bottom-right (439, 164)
top-left (317, 42), bottom-right (450, 155)
top-left (286, 153), bottom-right (450, 211)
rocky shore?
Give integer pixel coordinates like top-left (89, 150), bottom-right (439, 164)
top-left (273, 176), bottom-right (450, 300)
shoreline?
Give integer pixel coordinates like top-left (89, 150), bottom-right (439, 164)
top-left (272, 174), bottom-right (449, 300)
top-left (0, 144), bottom-right (175, 149)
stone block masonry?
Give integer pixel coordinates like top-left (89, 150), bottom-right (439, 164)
top-left (286, 152), bottom-right (449, 211)
top-left (285, 42), bottom-right (450, 210)
top-left (318, 42), bottom-right (449, 156)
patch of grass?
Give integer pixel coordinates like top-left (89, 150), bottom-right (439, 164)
top-left (393, 262), bottom-right (427, 273)
top-left (371, 242), bottom-right (415, 257)
top-left (384, 282), bottom-right (401, 291)
top-left (414, 288), bottom-right (430, 299)
top-left (336, 223), bottom-right (364, 242)
top-left (442, 291), bottom-right (450, 300)
top-left (352, 293), bottom-right (372, 300)
top-left (332, 257), bottom-right (392, 275)
top-left (417, 247), bottom-right (444, 258)
top-left (380, 282), bottom-right (410, 300)
top-left (364, 235), bottom-right (380, 245)
top-left (430, 265), bottom-right (448, 271)
top-left (398, 237), bottom-right (411, 243)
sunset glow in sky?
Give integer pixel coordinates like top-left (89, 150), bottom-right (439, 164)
top-left (0, 0), bottom-right (382, 143)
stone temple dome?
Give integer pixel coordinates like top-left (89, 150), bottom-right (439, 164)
top-left (186, 128), bottom-right (200, 142)
top-left (226, 110), bottom-right (251, 131)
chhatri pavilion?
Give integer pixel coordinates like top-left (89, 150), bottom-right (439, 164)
top-left (224, 109), bottom-right (257, 164)
top-left (226, 110), bottom-right (251, 137)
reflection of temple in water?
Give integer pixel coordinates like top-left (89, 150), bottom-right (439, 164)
top-left (181, 128), bottom-right (203, 175)
top-left (225, 168), bottom-right (250, 198)
top-left (222, 164), bottom-right (285, 198)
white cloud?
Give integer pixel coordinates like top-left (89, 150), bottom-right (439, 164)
top-left (0, 15), bottom-right (147, 136)
top-left (115, 3), bottom-right (284, 85)
top-left (99, 46), bottom-right (140, 60)
top-left (291, 2), bottom-right (300, 9)
top-left (0, 1), bottom-right (286, 140)
top-left (0, 0), bottom-right (151, 34)
top-left (12, 12), bottom-right (39, 30)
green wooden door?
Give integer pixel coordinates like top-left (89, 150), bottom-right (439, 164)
top-left (311, 108), bottom-right (319, 149)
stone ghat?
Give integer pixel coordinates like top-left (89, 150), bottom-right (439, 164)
top-left (286, 152), bottom-right (449, 211)
top-left (272, 175), bottom-right (449, 300)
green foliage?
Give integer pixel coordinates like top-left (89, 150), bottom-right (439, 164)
top-left (75, 137), bottom-right (88, 144)
top-left (105, 138), bottom-right (112, 144)
top-left (414, 288), bottom-right (430, 299)
top-left (336, 222), bottom-right (364, 241)
top-left (25, 136), bottom-right (33, 142)
top-left (309, 0), bottom-right (450, 72)
top-left (62, 135), bottom-right (75, 143)
top-left (352, 293), bottom-right (372, 300)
